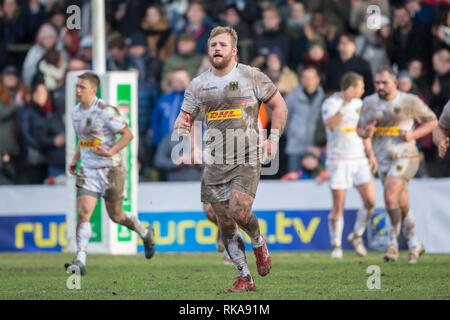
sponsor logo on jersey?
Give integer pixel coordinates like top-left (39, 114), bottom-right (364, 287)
top-left (374, 126), bottom-right (400, 136)
top-left (206, 108), bottom-right (242, 120)
top-left (394, 106), bottom-right (401, 114)
top-left (86, 118), bottom-right (92, 127)
top-left (229, 81), bottom-right (239, 91)
top-left (341, 127), bottom-right (357, 133)
top-left (80, 139), bottom-right (101, 148)
top-left (396, 164), bottom-right (403, 172)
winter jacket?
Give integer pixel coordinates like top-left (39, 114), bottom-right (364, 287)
top-left (151, 90), bottom-right (184, 146)
top-left (284, 85), bottom-right (325, 156)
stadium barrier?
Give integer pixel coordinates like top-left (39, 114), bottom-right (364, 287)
top-left (0, 179), bottom-right (449, 253)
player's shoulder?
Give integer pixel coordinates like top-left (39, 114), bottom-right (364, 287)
top-left (362, 93), bottom-right (379, 105)
top-left (97, 100), bottom-right (121, 117)
top-left (71, 103), bottom-right (81, 117)
top-left (323, 93), bottom-right (341, 108)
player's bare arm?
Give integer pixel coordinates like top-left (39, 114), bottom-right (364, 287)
top-left (69, 143), bottom-right (81, 175)
top-left (262, 90), bottom-right (288, 161)
top-left (433, 125), bottom-right (450, 158)
top-left (324, 110), bottom-right (343, 131)
top-left (363, 137), bottom-right (377, 172)
top-left (399, 118), bottom-right (438, 142)
top-left (173, 110), bottom-right (192, 137)
top-left (92, 126), bottom-right (133, 157)
top-left (357, 120), bottom-right (376, 139)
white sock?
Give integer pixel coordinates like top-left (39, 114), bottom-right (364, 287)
top-left (353, 207), bottom-right (370, 237)
top-left (124, 211), bottom-right (148, 239)
top-left (76, 222), bottom-right (91, 265)
top-left (328, 214), bottom-right (344, 248)
top-left (387, 208), bottom-right (401, 248)
top-left (402, 210), bottom-right (419, 249)
top-left (251, 235), bottom-right (264, 248)
top-left (224, 230), bottom-right (253, 282)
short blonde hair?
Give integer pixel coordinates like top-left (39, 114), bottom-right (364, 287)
top-left (208, 26), bottom-right (238, 48)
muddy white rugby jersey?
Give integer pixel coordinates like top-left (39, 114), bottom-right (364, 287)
top-left (71, 98), bottom-right (127, 168)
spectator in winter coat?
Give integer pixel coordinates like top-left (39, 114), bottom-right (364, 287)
top-left (284, 66), bottom-right (325, 172)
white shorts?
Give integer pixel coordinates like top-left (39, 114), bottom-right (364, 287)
top-left (76, 164), bottom-right (125, 201)
top-left (326, 159), bottom-right (372, 190)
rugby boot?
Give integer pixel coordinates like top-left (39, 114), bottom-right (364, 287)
top-left (408, 243), bottom-right (425, 264)
top-left (253, 236), bottom-right (271, 276)
top-left (347, 232), bottom-right (367, 257)
top-left (330, 246), bottom-right (343, 259)
top-left (384, 245), bottom-right (399, 262)
top-left (143, 225), bottom-right (156, 259)
top-left (227, 277), bottom-right (256, 293)
top-left (64, 260), bottom-right (87, 276)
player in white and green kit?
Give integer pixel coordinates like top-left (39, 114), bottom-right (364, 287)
top-left (65, 72), bottom-right (155, 275)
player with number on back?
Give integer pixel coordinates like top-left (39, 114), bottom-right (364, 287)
top-left (173, 26), bottom-right (288, 292)
top-left (65, 72), bottom-right (156, 275)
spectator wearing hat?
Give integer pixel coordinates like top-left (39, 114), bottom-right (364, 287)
top-left (301, 38), bottom-right (329, 85)
top-left (21, 23), bottom-right (58, 86)
top-left (140, 3), bottom-right (176, 62)
top-left (78, 35), bottom-right (93, 68)
top-left (355, 15), bottom-right (392, 77)
top-left (161, 33), bottom-right (204, 93)
top-left (129, 31), bottom-right (162, 85)
top-left (325, 34), bottom-right (374, 96)
top-left (0, 65), bottom-right (29, 184)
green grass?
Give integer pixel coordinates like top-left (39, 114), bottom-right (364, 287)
top-left (0, 251), bottom-right (449, 300)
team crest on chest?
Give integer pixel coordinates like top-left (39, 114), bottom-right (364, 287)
top-left (394, 106), bottom-right (401, 115)
top-left (229, 81), bottom-right (238, 91)
top-left (86, 117), bottom-right (92, 127)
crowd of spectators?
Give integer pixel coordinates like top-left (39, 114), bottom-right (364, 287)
top-left (1, 0), bottom-right (450, 185)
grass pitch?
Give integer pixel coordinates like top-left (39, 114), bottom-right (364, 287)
top-left (0, 251), bottom-right (449, 300)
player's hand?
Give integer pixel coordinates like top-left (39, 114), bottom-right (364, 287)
top-left (438, 137), bottom-right (450, 158)
top-left (174, 113), bottom-right (191, 137)
top-left (399, 129), bottom-right (413, 142)
top-left (92, 146), bottom-right (113, 157)
top-left (368, 154), bottom-right (378, 173)
top-left (68, 159), bottom-right (78, 175)
top-left (260, 134), bottom-right (279, 164)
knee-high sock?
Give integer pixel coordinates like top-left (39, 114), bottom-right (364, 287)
top-left (76, 222), bottom-right (91, 265)
top-left (353, 207), bottom-right (371, 237)
top-left (222, 230), bottom-right (253, 282)
top-left (387, 208), bottom-right (402, 247)
top-left (328, 215), bottom-right (344, 248)
top-left (122, 211), bottom-right (148, 239)
top-left (402, 210), bottom-right (419, 249)
top-left (238, 213), bottom-right (263, 248)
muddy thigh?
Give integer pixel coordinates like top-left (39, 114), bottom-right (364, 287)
top-left (103, 165), bottom-right (125, 202)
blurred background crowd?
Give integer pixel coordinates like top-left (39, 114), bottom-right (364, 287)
top-left (0, 0), bottom-right (449, 185)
